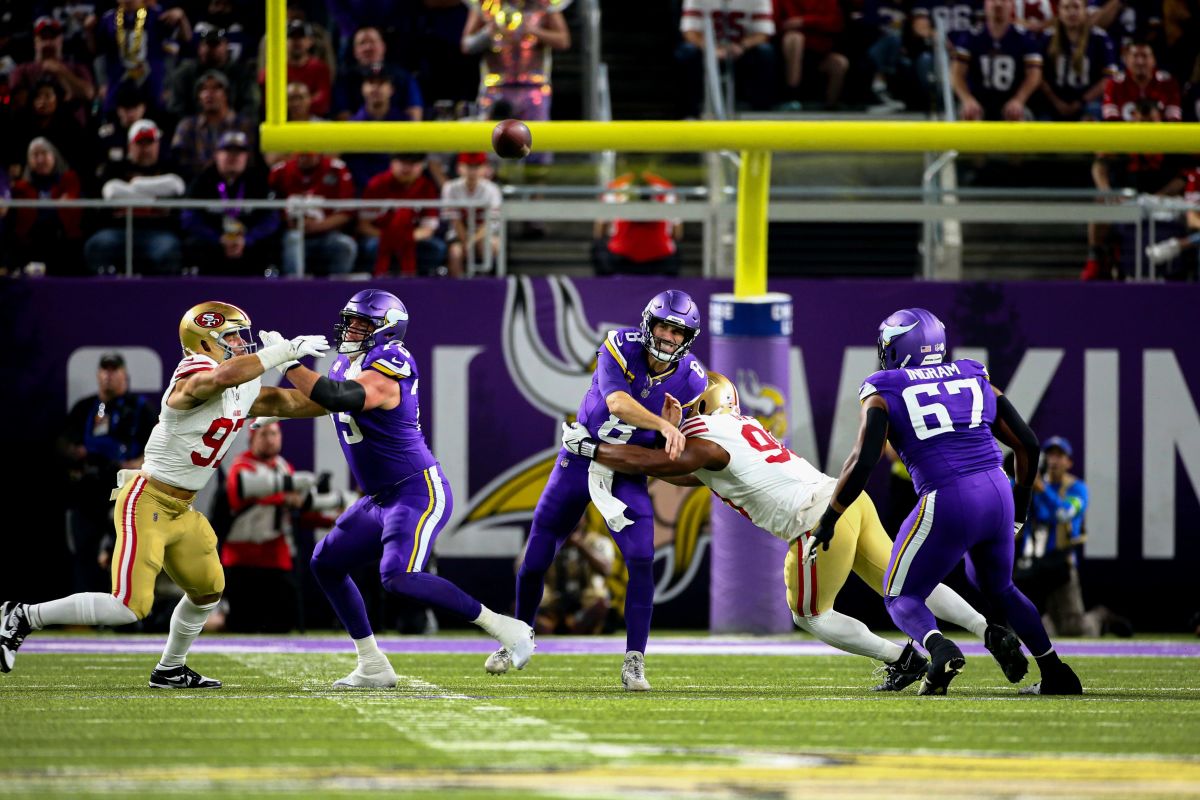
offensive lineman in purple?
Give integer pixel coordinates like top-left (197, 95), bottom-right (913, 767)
top-left (809, 308), bottom-right (1081, 696)
top-left (284, 289), bottom-right (533, 687)
top-left (486, 290), bottom-right (708, 690)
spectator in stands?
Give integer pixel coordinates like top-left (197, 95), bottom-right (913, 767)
top-left (269, 152), bottom-right (358, 277)
top-left (910, 0), bottom-right (982, 102)
top-left (9, 137), bottom-right (82, 274)
top-left (359, 152), bottom-right (446, 277)
top-left (1038, 0), bottom-right (1119, 120)
top-left (263, 81), bottom-right (324, 166)
top-left (1089, 98), bottom-right (1187, 278)
top-left (844, 0), bottom-right (910, 113)
top-left (95, 0), bottom-right (191, 113)
top-left (92, 80), bottom-right (156, 183)
top-left (1101, 38), bottom-right (1182, 121)
top-left (441, 152), bottom-right (502, 277)
top-left (10, 16), bottom-right (95, 124)
top-left (1015, 0), bottom-right (1055, 33)
top-left (951, 0), bottom-right (1044, 120)
top-left (59, 352), bottom-right (156, 596)
top-left (168, 24), bottom-right (260, 120)
top-left (1096, 0), bottom-right (1163, 50)
top-left (170, 69), bottom-right (256, 181)
top-left (85, 120), bottom-right (185, 275)
top-left (342, 64), bottom-right (419, 189)
top-left (6, 76), bottom-right (92, 183)
top-left (285, 20), bottom-right (332, 117)
top-left (1143, 160), bottom-right (1200, 279)
top-left (191, 0), bottom-right (259, 64)
top-left (219, 422), bottom-right (317, 634)
top-left (1185, 55), bottom-right (1200, 121)
top-left (674, 0), bottom-right (777, 116)
top-left (462, 0), bottom-right (570, 131)
top-left (181, 130), bottom-right (279, 275)
top-left (332, 26), bottom-right (423, 120)
top-left (775, 0), bottom-right (851, 109)
top-left (1014, 436), bottom-right (1133, 637)
top-left (591, 171), bottom-right (683, 277)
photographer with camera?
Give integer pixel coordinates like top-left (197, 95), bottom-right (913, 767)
top-left (1015, 436), bottom-right (1131, 637)
top-left (218, 421), bottom-right (353, 632)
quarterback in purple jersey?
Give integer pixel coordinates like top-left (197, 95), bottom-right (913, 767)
top-left (485, 290), bottom-right (709, 690)
top-left (282, 290), bottom-right (534, 687)
top-left (810, 308), bottom-right (1081, 696)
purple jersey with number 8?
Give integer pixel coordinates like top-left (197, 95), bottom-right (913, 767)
top-left (859, 358), bottom-right (1001, 496)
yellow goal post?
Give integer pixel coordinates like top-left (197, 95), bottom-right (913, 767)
top-left (262, 0), bottom-right (1198, 295)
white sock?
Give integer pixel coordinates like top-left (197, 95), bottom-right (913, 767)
top-left (926, 584), bottom-right (988, 638)
top-left (794, 610), bottom-right (905, 663)
top-left (157, 596), bottom-right (218, 669)
top-left (472, 605), bottom-right (500, 637)
top-left (27, 593), bottom-right (139, 629)
top-left (352, 635), bottom-right (389, 667)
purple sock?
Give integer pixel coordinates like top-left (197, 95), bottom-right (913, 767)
top-left (381, 572), bottom-right (482, 621)
top-left (310, 569), bottom-right (373, 640)
top-left (515, 525), bottom-right (561, 625)
top-left (624, 557), bottom-right (655, 654)
top-left (993, 583), bottom-right (1053, 656)
top-left (885, 593), bottom-right (937, 646)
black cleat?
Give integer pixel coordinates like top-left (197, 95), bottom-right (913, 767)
top-left (984, 624), bottom-right (1028, 683)
top-left (0, 601), bottom-right (32, 674)
top-left (918, 637), bottom-right (966, 696)
top-left (149, 664), bottom-right (222, 689)
top-left (1019, 662), bottom-right (1083, 696)
top-left (872, 641), bottom-right (929, 692)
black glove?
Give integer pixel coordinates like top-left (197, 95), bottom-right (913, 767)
top-left (804, 506), bottom-right (842, 564)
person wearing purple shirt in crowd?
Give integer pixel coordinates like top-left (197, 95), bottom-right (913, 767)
top-left (1037, 0), bottom-right (1117, 120)
top-left (95, 0), bottom-right (192, 113)
top-left (274, 290), bottom-right (535, 688)
top-left (810, 308), bottom-right (1082, 697)
top-left (342, 63), bottom-right (422, 191)
top-left (484, 290), bottom-right (709, 691)
top-left (952, 0), bottom-right (1044, 120)
top-left (331, 26), bottom-right (424, 120)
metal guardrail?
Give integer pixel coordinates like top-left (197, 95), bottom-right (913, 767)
top-left (3, 193), bottom-right (1193, 279)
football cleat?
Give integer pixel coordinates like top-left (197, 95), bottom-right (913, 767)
top-left (492, 615), bottom-right (535, 670)
top-left (484, 647), bottom-right (512, 675)
top-left (1019, 662), bottom-right (1083, 696)
top-left (918, 637), bottom-right (966, 696)
top-left (149, 664), bottom-right (222, 689)
top-left (872, 641), bottom-right (929, 692)
top-left (984, 624), bottom-right (1029, 683)
top-left (332, 660), bottom-right (398, 689)
top-left (621, 651), bottom-right (651, 692)
top-left (0, 601), bottom-right (32, 674)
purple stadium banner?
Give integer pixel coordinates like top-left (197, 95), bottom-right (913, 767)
top-left (5, 277), bottom-right (1198, 627)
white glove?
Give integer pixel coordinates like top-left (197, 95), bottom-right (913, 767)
top-left (561, 422), bottom-right (599, 459)
top-left (286, 470), bottom-right (318, 495)
top-left (289, 334), bottom-right (329, 361)
top-left (254, 328), bottom-right (296, 376)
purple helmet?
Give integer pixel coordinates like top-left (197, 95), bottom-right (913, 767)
top-left (640, 289), bottom-right (701, 364)
top-left (876, 307), bottom-right (947, 370)
top-left (334, 289), bottom-right (409, 356)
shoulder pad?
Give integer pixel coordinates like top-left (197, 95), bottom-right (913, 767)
top-left (958, 358), bottom-right (991, 381)
top-left (174, 353), bottom-right (218, 378)
top-left (859, 370), bottom-right (893, 401)
top-left (365, 341), bottom-right (414, 381)
top-left (679, 415), bottom-right (711, 438)
top-left (601, 329), bottom-right (638, 380)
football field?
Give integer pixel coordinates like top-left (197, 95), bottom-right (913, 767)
top-left (2, 635), bottom-right (1199, 799)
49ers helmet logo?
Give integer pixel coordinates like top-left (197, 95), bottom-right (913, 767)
top-left (195, 311), bottom-right (226, 328)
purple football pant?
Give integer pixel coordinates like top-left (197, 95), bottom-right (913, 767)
top-left (517, 451), bottom-right (655, 653)
top-left (310, 464), bottom-right (481, 640)
top-left (883, 468), bottom-right (1052, 656)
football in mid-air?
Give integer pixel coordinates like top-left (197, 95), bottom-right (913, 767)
top-left (492, 119), bottom-right (532, 160)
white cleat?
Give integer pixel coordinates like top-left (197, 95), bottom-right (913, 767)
top-left (621, 651), bottom-right (651, 692)
top-left (492, 615), bottom-right (536, 670)
top-left (484, 647), bottom-right (512, 675)
top-left (1146, 238), bottom-right (1182, 265)
top-left (332, 659), bottom-right (398, 689)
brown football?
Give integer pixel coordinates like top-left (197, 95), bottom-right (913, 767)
top-left (491, 119), bottom-right (532, 159)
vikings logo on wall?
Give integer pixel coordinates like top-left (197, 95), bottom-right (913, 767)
top-left (735, 369), bottom-right (788, 441)
top-left (452, 276), bottom-right (712, 604)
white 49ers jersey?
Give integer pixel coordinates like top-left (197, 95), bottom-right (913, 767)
top-left (141, 354), bottom-right (261, 491)
top-left (683, 413), bottom-right (835, 543)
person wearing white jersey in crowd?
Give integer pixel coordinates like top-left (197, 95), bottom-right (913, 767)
top-left (1, 301), bottom-right (331, 688)
top-left (561, 372), bottom-right (1029, 691)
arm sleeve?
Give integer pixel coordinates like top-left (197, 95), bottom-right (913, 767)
top-left (834, 405), bottom-right (889, 508)
top-left (310, 376), bottom-right (367, 413)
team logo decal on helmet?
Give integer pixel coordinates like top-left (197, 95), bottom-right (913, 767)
top-left (640, 289), bottom-right (701, 365)
top-left (194, 311), bottom-right (226, 328)
top-left (876, 307), bottom-right (946, 370)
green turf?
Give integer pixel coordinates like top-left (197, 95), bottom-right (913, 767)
top-left (2, 651), bottom-right (1198, 798)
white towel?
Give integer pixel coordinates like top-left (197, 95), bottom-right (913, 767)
top-left (587, 461), bottom-right (632, 532)
top-left (109, 469), bottom-right (139, 501)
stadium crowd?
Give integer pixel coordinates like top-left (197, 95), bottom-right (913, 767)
top-left (0, 0), bottom-right (1195, 279)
